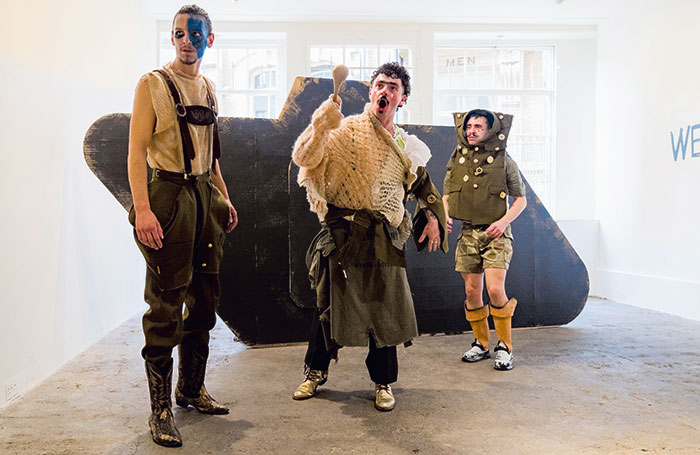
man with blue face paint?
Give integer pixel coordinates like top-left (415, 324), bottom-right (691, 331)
top-left (127, 4), bottom-right (237, 448)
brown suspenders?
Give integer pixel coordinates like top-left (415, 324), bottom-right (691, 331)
top-left (154, 69), bottom-right (222, 174)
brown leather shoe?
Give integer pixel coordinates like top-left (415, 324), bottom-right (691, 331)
top-left (175, 384), bottom-right (229, 415)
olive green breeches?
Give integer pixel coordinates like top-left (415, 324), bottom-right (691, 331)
top-left (130, 172), bottom-right (230, 370)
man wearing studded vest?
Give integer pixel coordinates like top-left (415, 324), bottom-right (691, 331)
top-left (443, 109), bottom-right (526, 371)
top-left (127, 5), bottom-right (237, 448)
top-left (291, 62), bottom-right (448, 412)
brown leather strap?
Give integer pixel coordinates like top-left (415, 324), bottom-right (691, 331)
top-left (212, 121), bottom-right (221, 165)
top-left (155, 69), bottom-right (196, 174)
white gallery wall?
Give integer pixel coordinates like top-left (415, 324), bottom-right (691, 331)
top-left (1, 0), bottom-right (698, 408)
top-left (0, 0), bottom-right (155, 407)
top-left (594, 3), bottom-right (700, 319)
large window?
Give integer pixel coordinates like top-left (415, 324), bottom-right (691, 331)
top-left (309, 45), bottom-right (414, 124)
top-left (435, 45), bottom-right (555, 209)
top-left (159, 32), bottom-right (286, 118)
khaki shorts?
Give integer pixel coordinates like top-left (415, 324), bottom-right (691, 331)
top-left (455, 223), bottom-right (513, 273)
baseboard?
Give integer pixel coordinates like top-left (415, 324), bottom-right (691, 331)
top-left (596, 268), bottom-right (700, 321)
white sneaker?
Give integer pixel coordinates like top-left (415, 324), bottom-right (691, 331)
top-left (493, 340), bottom-right (513, 370)
top-left (461, 339), bottom-right (491, 363)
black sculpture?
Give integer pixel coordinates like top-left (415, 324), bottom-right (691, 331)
top-left (84, 77), bottom-right (589, 345)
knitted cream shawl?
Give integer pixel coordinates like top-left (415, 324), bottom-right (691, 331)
top-left (293, 100), bottom-right (416, 228)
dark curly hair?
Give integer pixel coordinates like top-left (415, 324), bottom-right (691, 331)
top-left (370, 62), bottom-right (411, 98)
top-left (173, 4), bottom-right (213, 36)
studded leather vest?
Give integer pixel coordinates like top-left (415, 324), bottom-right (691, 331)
top-left (443, 110), bottom-right (513, 225)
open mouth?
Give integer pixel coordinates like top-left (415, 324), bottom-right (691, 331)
top-left (378, 96), bottom-right (388, 110)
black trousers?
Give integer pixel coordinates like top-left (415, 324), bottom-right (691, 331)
top-left (303, 310), bottom-right (398, 385)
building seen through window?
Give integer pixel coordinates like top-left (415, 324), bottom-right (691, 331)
top-left (309, 45), bottom-right (414, 124)
top-left (156, 30), bottom-right (555, 212)
top-left (435, 46), bottom-right (555, 209)
top-left (159, 32), bottom-right (285, 119)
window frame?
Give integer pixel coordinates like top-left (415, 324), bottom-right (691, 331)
top-left (157, 28), bottom-right (287, 119)
top-left (433, 43), bottom-right (557, 213)
top-left (306, 43), bottom-right (415, 124)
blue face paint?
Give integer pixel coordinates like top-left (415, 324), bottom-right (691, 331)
top-left (187, 16), bottom-right (208, 59)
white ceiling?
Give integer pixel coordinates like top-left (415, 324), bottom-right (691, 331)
top-left (145, 0), bottom-right (612, 24)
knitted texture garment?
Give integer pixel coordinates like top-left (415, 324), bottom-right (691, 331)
top-left (292, 99), bottom-right (415, 228)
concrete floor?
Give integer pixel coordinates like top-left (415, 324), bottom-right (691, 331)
top-left (1, 298), bottom-right (699, 454)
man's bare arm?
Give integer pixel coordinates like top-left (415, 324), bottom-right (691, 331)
top-left (211, 160), bottom-right (238, 232)
top-left (485, 196), bottom-right (527, 238)
top-left (127, 78), bottom-right (163, 249)
top-left (442, 194), bottom-right (453, 233)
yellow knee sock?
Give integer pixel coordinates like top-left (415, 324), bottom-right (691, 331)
top-left (464, 304), bottom-right (490, 349)
top-left (490, 298), bottom-right (517, 352)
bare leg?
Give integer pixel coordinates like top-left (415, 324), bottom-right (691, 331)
top-left (484, 268), bottom-right (516, 352)
top-left (461, 272), bottom-right (489, 349)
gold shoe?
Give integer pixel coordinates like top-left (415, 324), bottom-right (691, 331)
top-left (374, 384), bottom-right (395, 412)
top-left (175, 384), bottom-right (229, 415)
top-left (293, 367), bottom-right (328, 400)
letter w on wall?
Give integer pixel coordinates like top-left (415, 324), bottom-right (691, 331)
top-left (671, 125), bottom-right (691, 161)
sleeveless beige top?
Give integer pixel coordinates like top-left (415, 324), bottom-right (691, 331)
top-left (141, 63), bottom-right (217, 175)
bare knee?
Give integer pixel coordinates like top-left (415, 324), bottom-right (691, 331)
top-left (465, 281), bottom-right (481, 297)
top-left (460, 277), bottom-right (482, 309)
top-left (464, 288), bottom-right (483, 310)
top-left (487, 286), bottom-right (507, 306)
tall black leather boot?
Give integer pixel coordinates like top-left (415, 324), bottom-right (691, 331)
top-left (145, 359), bottom-right (182, 447)
top-left (175, 345), bottom-right (229, 414)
